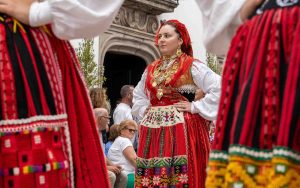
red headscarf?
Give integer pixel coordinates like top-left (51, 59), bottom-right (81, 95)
top-left (155, 19), bottom-right (193, 57)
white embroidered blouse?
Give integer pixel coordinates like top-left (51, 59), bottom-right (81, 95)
top-left (132, 61), bottom-right (221, 121)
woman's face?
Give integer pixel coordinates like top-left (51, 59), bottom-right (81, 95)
top-left (120, 124), bottom-right (137, 140)
top-left (157, 24), bottom-right (182, 57)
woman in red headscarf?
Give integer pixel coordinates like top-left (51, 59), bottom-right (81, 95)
top-left (132, 20), bottom-right (221, 187)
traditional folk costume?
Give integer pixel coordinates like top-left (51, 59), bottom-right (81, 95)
top-left (197, 0), bottom-right (300, 187)
top-left (0, 0), bottom-right (123, 187)
top-left (132, 20), bottom-right (221, 188)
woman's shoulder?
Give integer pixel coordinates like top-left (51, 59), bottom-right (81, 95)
top-left (113, 136), bottom-right (132, 151)
top-left (117, 136), bottom-right (131, 142)
top-left (113, 136), bottom-right (129, 143)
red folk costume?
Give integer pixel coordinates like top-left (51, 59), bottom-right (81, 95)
top-left (206, 1), bottom-right (300, 187)
top-left (0, 15), bottom-right (109, 188)
top-left (133, 20), bottom-right (221, 188)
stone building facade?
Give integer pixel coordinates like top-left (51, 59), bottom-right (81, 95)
top-left (99, 0), bottom-right (179, 109)
top-left (99, 0), bottom-right (178, 65)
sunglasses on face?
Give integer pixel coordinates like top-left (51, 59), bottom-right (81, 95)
top-left (125, 127), bottom-right (137, 133)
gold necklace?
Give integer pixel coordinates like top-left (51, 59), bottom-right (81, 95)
top-left (151, 51), bottom-right (183, 100)
top-left (151, 59), bottom-right (180, 100)
top-left (162, 54), bottom-right (177, 62)
top-left (152, 60), bottom-right (178, 86)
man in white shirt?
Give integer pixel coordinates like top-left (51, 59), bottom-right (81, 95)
top-left (113, 85), bottom-right (140, 151)
top-left (94, 108), bottom-right (127, 188)
top-left (113, 85), bottom-right (134, 124)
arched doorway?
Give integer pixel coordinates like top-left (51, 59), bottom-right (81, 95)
top-left (103, 52), bottom-right (147, 112)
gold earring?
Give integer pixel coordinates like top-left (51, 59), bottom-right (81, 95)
top-left (176, 47), bottom-right (182, 57)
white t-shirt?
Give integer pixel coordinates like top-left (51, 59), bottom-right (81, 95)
top-left (107, 136), bottom-right (135, 174)
top-left (113, 103), bottom-right (133, 124)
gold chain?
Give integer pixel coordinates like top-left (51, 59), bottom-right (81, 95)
top-left (151, 59), bottom-right (180, 100)
top-left (152, 60), bottom-right (179, 87)
top-left (151, 50), bottom-right (183, 100)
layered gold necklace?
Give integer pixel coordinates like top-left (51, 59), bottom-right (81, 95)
top-left (151, 54), bottom-right (181, 100)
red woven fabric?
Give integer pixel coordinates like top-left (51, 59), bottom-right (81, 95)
top-left (206, 5), bottom-right (300, 187)
top-left (136, 53), bottom-right (210, 187)
top-left (0, 18), bottom-right (109, 187)
top-left (184, 113), bottom-right (210, 188)
top-left (213, 6), bottom-right (300, 151)
top-left (51, 38), bottom-right (110, 188)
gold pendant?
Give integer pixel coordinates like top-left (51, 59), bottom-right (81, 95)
top-left (152, 81), bottom-right (157, 87)
top-left (156, 88), bottom-right (163, 100)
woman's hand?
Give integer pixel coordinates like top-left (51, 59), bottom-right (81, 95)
top-left (194, 88), bottom-right (205, 101)
top-left (0, 0), bottom-right (36, 25)
top-left (240, 0), bottom-right (264, 22)
top-left (174, 101), bottom-right (192, 112)
top-left (107, 165), bottom-right (122, 175)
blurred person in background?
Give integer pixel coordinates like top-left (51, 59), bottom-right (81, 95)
top-left (113, 85), bottom-right (134, 124)
top-left (196, 0), bottom-right (300, 187)
top-left (0, 0), bottom-right (123, 187)
top-left (105, 124), bottom-right (119, 156)
top-left (108, 120), bottom-right (138, 188)
top-left (94, 108), bottom-right (128, 188)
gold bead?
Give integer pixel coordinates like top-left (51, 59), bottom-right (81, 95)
top-left (152, 81), bottom-right (157, 87)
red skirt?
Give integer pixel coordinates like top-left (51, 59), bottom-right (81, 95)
top-left (0, 16), bottom-right (109, 187)
top-left (206, 2), bottom-right (300, 187)
top-left (135, 104), bottom-right (210, 188)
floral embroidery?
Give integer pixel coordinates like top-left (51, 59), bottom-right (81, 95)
top-left (141, 177), bottom-right (150, 186)
top-left (179, 174), bottom-right (188, 183)
top-left (136, 156), bottom-right (188, 187)
top-left (141, 106), bottom-right (184, 128)
top-left (153, 176), bottom-right (160, 185)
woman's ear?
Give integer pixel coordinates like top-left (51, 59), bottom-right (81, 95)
top-left (179, 38), bottom-right (183, 45)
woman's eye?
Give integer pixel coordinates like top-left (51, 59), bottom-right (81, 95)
top-left (158, 34), bottom-right (171, 39)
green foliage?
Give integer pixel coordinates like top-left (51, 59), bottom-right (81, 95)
top-left (206, 52), bottom-right (223, 75)
top-left (75, 39), bottom-right (105, 88)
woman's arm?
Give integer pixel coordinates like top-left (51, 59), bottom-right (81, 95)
top-left (195, 0), bottom-right (264, 55)
top-left (191, 60), bottom-right (221, 121)
top-left (195, 0), bottom-right (246, 55)
top-left (31, 0), bottom-right (124, 39)
top-left (0, 0), bottom-right (124, 39)
top-left (132, 70), bottom-right (150, 121)
top-left (123, 146), bottom-right (137, 167)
